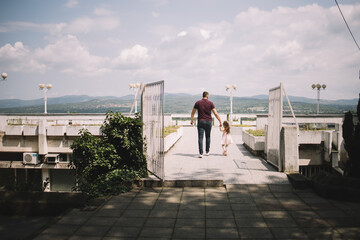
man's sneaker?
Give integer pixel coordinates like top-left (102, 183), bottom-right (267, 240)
top-left (198, 154), bottom-right (203, 158)
top-left (205, 152), bottom-right (210, 156)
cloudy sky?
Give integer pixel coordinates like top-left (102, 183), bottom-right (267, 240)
top-left (0, 0), bottom-right (359, 100)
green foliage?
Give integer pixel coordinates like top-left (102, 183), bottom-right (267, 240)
top-left (246, 129), bottom-right (265, 136)
top-left (164, 125), bottom-right (180, 137)
top-left (342, 94), bottom-right (360, 178)
top-left (71, 112), bottom-right (147, 198)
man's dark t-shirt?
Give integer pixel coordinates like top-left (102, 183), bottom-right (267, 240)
top-left (194, 99), bottom-right (215, 122)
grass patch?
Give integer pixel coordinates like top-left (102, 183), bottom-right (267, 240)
top-left (232, 124), bottom-right (253, 127)
top-left (246, 129), bottom-right (265, 136)
top-left (164, 125), bottom-right (181, 137)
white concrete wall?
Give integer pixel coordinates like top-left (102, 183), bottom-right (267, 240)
top-left (164, 127), bottom-right (183, 152)
top-left (242, 130), bottom-right (265, 151)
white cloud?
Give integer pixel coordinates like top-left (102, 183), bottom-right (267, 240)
top-left (0, 42), bottom-right (46, 72)
top-left (65, 0), bottom-right (78, 8)
top-left (34, 35), bottom-right (109, 76)
top-left (112, 44), bottom-right (150, 69)
top-left (66, 16), bottom-right (120, 34)
top-left (152, 11), bottom-right (160, 18)
top-left (200, 29), bottom-right (211, 40)
top-left (94, 7), bottom-right (115, 16)
top-left (177, 31), bottom-right (187, 37)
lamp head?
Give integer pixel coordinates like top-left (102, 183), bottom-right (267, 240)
top-left (136, 83), bottom-right (141, 88)
top-left (322, 84), bottom-right (326, 89)
top-left (311, 84), bottom-right (316, 89)
top-left (232, 84), bottom-right (237, 90)
top-left (1, 72), bottom-right (7, 80)
top-left (46, 84), bottom-right (52, 89)
top-left (39, 83), bottom-right (45, 89)
top-left (225, 84), bottom-right (230, 91)
top-left (316, 84), bottom-right (321, 89)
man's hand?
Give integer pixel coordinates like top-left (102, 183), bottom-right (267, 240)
top-left (190, 120), bottom-right (193, 125)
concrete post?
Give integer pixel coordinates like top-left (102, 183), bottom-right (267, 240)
top-left (322, 131), bottom-right (332, 163)
top-left (280, 125), bottom-right (299, 173)
top-left (38, 119), bottom-right (48, 155)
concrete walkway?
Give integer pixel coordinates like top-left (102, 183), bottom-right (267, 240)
top-left (33, 185), bottom-right (360, 239)
top-left (165, 127), bottom-right (289, 184)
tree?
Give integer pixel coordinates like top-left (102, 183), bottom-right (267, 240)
top-left (71, 112), bottom-right (147, 198)
top-left (342, 94), bottom-right (360, 178)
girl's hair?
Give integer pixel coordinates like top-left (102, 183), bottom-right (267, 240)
top-left (223, 121), bottom-right (230, 134)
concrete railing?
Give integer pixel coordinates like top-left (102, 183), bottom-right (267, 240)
top-left (164, 127), bottom-right (183, 152)
top-left (242, 130), bottom-right (265, 152)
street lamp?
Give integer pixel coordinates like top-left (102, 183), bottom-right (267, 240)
top-left (1, 72), bottom-right (8, 82)
top-left (225, 84), bottom-right (237, 125)
top-left (129, 83), bottom-right (141, 113)
top-left (39, 83), bottom-right (52, 114)
top-left (311, 83), bottom-right (326, 115)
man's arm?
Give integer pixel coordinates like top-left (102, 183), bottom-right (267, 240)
top-left (212, 108), bottom-right (222, 126)
top-left (190, 108), bottom-right (197, 125)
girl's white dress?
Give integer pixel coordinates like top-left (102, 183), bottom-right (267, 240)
top-left (221, 132), bottom-right (233, 145)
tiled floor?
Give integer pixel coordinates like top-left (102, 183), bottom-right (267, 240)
top-left (165, 127), bottom-right (289, 184)
top-left (34, 185), bottom-right (360, 239)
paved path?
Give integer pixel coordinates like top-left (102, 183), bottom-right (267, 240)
top-left (165, 127), bottom-right (289, 184)
top-left (34, 185), bottom-right (360, 239)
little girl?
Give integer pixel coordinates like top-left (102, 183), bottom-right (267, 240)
top-left (220, 121), bottom-right (233, 156)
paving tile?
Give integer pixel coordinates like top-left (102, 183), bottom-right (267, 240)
top-left (57, 216), bottom-right (89, 225)
top-left (325, 217), bottom-right (360, 227)
top-left (102, 203), bottom-right (129, 210)
top-left (113, 217), bottom-right (147, 227)
top-left (206, 228), bottom-right (239, 239)
top-left (265, 217), bottom-right (298, 227)
top-left (268, 184), bottom-right (294, 192)
top-left (237, 227), bottom-right (273, 239)
top-left (295, 217), bottom-right (331, 228)
top-left (316, 210), bottom-right (347, 218)
top-left (86, 216), bottom-right (117, 226)
top-left (233, 210), bottom-right (262, 218)
top-left (175, 218), bottom-right (205, 228)
top-left (138, 227), bottom-right (173, 238)
top-left (178, 210), bottom-right (205, 218)
top-left (173, 227), bottom-right (205, 238)
top-left (34, 234), bottom-right (77, 240)
top-left (289, 210), bottom-right (319, 218)
top-left (270, 227), bottom-right (308, 239)
top-left (261, 211), bottom-right (290, 218)
top-left (335, 227), bottom-right (360, 239)
top-left (206, 210), bottom-right (233, 218)
top-left (206, 203), bottom-right (232, 211)
top-left (247, 185), bottom-right (270, 192)
top-left (42, 224), bottom-right (78, 236)
top-left (93, 209), bottom-right (123, 217)
top-left (68, 236), bottom-right (102, 240)
top-left (105, 226), bottom-right (142, 238)
top-left (230, 203), bottom-right (257, 211)
top-left (122, 209), bottom-right (151, 218)
top-left (229, 197), bottom-right (254, 204)
top-left (310, 202), bottom-right (337, 210)
top-left (149, 209), bottom-right (178, 218)
top-left (127, 202), bottom-right (155, 210)
top-left (235, 218), bottom-right (267, 227)
top-left (206, 218), bottom-right (237, 228)
top-left (75, 225), bottom-right (111, 237)
top-left (143, 217), bottom-right (176, 228)
top-left (302, 227), bottom-right (339, 239)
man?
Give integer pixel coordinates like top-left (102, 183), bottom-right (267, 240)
top-left (191, 91), bottom-right (222, 158)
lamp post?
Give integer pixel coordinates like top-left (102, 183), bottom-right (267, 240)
top-left (225, 84), bottom-right (237, 125)
top-left (1, 72), bottom-right (8, 82)
top-left (311, 83), bottom-right (326, 115)
top-left (129, 83), bottom-right (141, 113)
top-left (39, 83), bottom-right (52, 114)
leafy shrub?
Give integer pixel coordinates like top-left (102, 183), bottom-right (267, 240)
top-left (71, 112), bottom-right (147, 198)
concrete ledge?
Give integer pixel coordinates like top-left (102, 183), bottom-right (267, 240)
top-left (134, 179), bottom-right (224, 188)
top-left (287, 173), bottom-right (311, 189)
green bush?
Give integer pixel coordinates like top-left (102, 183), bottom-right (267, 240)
top-left (71, 112), bottom-right (147, 198)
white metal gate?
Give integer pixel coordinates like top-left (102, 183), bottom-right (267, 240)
top-left (141, 81), bottom-right (165, 180)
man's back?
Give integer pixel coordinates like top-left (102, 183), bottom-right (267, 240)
top-left (194, 99), bottom-right (215, 122)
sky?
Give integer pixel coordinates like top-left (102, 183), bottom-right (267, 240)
top-left (0, 0), bottom-right (359, 100)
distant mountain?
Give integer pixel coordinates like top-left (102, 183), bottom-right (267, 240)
top-left (0, 93), bottom-right (357, 114)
